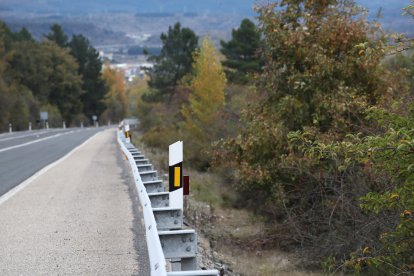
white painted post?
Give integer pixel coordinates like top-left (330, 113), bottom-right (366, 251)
top-left (63, 121), bottom-right (66, 129)
top-left (29, 122), bottom-right (32, 131)
top-left (46, 122), bottom-right (49, 129)
top-left (8, 123), bottom-right (12, 133)
top-left (124, 124), bottom-right (130, 143)
top-left (80, 121), bottom-right (84, 128)
top-left (169, 141), bottom-right (184, 211)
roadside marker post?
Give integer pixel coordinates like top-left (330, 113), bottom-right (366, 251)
top-left (124, 124), bottom-right (131, 143)
top-left (169, 141), bottom-right (186, 210)
top-left (92, 115), bottom-right (98, 127)
top-left (29, 122), bottom-right (32, 131)
top-left (8, 123), bottom-right (12, 133)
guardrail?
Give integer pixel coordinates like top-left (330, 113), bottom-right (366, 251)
top-left (117, 131), bottom-right (218, 276)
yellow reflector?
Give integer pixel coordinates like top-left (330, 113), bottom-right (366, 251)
top-left (174, 167), bottom-right (181, 187)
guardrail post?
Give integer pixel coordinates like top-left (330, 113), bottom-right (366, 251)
top-left (181, 257), bottom-right (198, 271)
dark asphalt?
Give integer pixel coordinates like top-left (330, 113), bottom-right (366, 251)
top-left (0, 127), bottom-right (106, 197)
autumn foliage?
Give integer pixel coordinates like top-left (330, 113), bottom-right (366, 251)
top-left (135, 1), bottom-right (414, 273)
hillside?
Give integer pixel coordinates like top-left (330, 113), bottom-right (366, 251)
top-left (0, 0), bottom-right (413, 47)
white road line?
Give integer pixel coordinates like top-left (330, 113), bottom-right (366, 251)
top-left (0, 131), bottom-right (101, 206)
top-left (0, 129), bottom-right (59, 142)
top-left (0, 130), bottom-right (76, 153)
top-left (0, 129), bottom-right (62, 143)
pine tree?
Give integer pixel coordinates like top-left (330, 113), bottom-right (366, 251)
top-left (144, 22), bottom-right (198, 101)
top-left (69, 34), bottom-right (107, 122)
top-left (45, 24), bottom-right (68, 48)
top-left (220, 18), bottom-right (262, 84)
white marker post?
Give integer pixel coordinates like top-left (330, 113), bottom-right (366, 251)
top-left (169, 141), bottom-right (183, 210)
top-left (124, 124), bottom-right (130, 143)
top-left (8, 123), bottom-right (12, 133)
top-left (29, 122), bottom-right (32, 131)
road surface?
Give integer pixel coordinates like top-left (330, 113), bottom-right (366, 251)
top-left (0, 128), bottom-right (103, 196)
top-left (0, 128), bottom-right (149, 275)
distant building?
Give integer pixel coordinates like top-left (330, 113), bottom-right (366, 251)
top-left (99, 50), bottom-right (113, 61)
top-left (107, 63), bottom-right (153, 82)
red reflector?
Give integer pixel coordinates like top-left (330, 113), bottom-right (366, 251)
top-left (183, 175), bottom-right (190, 195)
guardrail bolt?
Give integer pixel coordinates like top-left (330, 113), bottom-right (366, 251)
top-left (174, 219), bottom-right (178, 225)
top-left (186, 246), bottom-right (191, 252)
top-left (182, 236), bottom-right (186, 243)
top-left (190, 236), bottom-right (194, 242)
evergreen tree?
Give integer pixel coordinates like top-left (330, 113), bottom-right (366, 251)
top-left (15, 27), bottom-right (34, 42)
top-left (220, 18), bottom-right (262, 84)
top-left (45, 24), bottom-right (68, 48)
top-left (69, 34), bottom-right (107, 121)
top-left (144, 22), bottom-right (198, 101)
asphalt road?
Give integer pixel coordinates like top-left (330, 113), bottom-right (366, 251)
top-left (0, 127), bottom-right (104, 197)
top-left (0, 128), bottom-right (149, 274)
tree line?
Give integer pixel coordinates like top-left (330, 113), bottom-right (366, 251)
top-left (136, 0), bottom-right (414, 274)
top-left (0, 22), bottom-right (127, 131)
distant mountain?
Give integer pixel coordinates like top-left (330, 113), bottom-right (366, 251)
top-left (0, 1), bottom-right (408, 18)
top-left (0, 0), bottom-right (413, 46)
top-left (0, 0), bottom-right (256, 15)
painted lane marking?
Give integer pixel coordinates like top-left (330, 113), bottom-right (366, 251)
top-left (0, 129), bottom-right (64, 143)
top-left (0, 130), bottom-right (76, 153)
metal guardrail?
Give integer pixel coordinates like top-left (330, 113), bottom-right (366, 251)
top-left (117, 131), bottom-right (218, 276)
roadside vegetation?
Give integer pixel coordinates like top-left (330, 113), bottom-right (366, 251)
top-left (132, 0), bottom-right (414, 274)
top-left (0, 22), bottom-right (127, 131)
